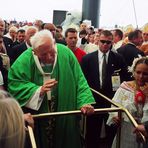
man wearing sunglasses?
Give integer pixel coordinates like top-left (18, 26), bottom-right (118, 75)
top-left (81, 30), bottom-right (130, 148)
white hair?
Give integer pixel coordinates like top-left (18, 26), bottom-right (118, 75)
top-left (25, 26), bottom-right (38, 35)
top-left (30, 29), bottom-right (54, 49)
top-left (128, 56), bottom-right (148, 73)
top-left (0, 90), bottom-right (25, 148)
top-left (9, 26), bottom-right (18, 33)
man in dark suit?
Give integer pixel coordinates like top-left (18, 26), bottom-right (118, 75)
top-left (10, 26), bottom-right (37, 65)
top-left (81, 30), bottom-right (130, 148)
top-left (11, 42), bottom-right (27, 65)
top-left (117, 29), bottom-right (145, 67)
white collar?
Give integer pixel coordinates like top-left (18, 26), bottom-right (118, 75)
top-left (98, 49), bottom-right (109, 61)
top-left (32, 45), bottom-right (57, 76)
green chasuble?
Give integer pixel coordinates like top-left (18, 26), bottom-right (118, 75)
top-left (8, 44), bottom-right (95, 148)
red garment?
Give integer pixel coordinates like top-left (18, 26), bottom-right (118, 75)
top-left (73, 48), bottom-right (86, 63)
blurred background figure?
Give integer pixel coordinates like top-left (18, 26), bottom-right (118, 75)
top-left (78, 29), bottom-right (88, 49)
top-left (11, 26), bottom-right (38, 64)
top-left (65, 28), bottom-right (86, 63)
top-left (84, 32), bottom-right (98, 54)
top-left (61, 10), bottom-right (82, 34)
top-left (56, 25), bottom-right (63, 34)
top-left (112, 29), bottom-right (124, 50)
top-left (117, 29), bottom-right (145, 80)
top-left (12, 29), bottom-right (26, 46)
top-left (43, 23), bottom-right (57, 38)
top-left (0, 18), bottom-right (11, 90)
top-left (79, 22), bottom-right (88, 31)
top-left (122, 24), bottom-right (135, 45)
top-left (140, 23), bottom-right (148, 55)
top-left (34, 19), bottom-right (43, 31)
top-left (4, 26), bottom-right (18, 43)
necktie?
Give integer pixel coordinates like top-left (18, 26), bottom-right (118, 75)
top-left (102, 53), bottom-right (107, 88)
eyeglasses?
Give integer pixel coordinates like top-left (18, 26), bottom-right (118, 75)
top-left (100, 40), bottom-right (112, 44)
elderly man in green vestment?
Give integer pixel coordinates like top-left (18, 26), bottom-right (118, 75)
top-left (8, 30), bottom-right (95, 148)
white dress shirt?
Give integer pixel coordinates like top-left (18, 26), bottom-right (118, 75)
top-left (98, 50), bottom-right (109, 88)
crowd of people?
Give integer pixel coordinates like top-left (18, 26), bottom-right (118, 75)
top-left (0, 17), bottom-right (147, 148)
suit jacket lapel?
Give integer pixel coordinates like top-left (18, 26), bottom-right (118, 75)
top-left (92, 51), bottom-right (100, 87)
top-left (107, 51), bottom-right (114, 74)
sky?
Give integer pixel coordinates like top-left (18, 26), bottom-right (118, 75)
top-left (100, 0), bottom-right (148, 28)
top-left (0, 0), bottom-right (148, 28)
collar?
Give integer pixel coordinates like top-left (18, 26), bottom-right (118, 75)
top-left (32, 45), bottom-right (57, 76)
top-left (128, 42), bottom-right (136, 47)
top-left (98, 49), bottom-right (110, 60)
top-left (26, 42), bottom-right (31, 48)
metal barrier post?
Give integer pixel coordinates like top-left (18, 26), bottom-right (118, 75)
top-left (28, 126), bottom-right (37, 148)
top-left (27, 88), bottom-right (146, 147)
top-left (116, 110), bottom-right (122, 148)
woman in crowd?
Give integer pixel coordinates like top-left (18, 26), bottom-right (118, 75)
top-left (107, 56), bottom-right (148, 148)
top-left (0, 90), bottom-right (34, 148)
top-left (0, 90), bottom-right (25, 148)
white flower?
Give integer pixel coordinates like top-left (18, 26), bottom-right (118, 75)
top-left (128, 56), bottom-right (148, 73)
top-left (128, 57), bottom-right (140, 73)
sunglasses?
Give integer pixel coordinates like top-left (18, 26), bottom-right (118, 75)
top-left (100, 40), bottom-right (112, 44)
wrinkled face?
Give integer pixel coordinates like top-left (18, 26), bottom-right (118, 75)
top-left (99, 34), bottom-right (113, 53)
top-left (17, 32), bottom-right (25, 42)
top-left (34, 38), bottom-right (56, 64)
top-left (134, 63), bottom-right (148, 86)
top-left (65, 32), bottom-right (78, 51)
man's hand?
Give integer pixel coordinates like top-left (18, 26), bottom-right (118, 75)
top-left (112, 116), bottom-right (121, 126)
top-left (24, 113), bottom-right (34, 129)
top-left (81, 104), bottom-right (94, 115)
top-left (40, 79), bottom-right (58, 96)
